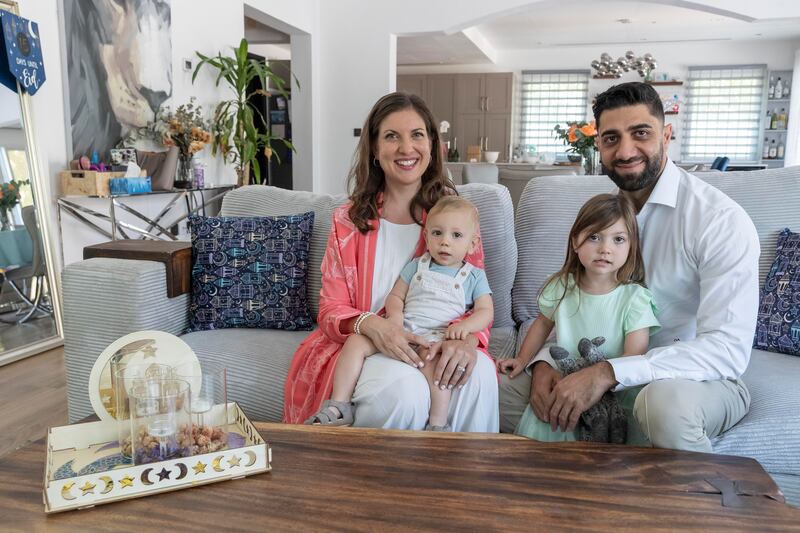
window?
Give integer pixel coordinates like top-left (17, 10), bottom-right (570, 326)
top-left (519, 71), bottom-right (590, 156)
top-left (681, 65), bottom-right (766, 162)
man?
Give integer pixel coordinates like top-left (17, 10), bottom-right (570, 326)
top-left (500, 82), bottom-right (759, 452)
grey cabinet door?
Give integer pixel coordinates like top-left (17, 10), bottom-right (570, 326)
top-left (485, 113), bottom-right (511, 160)
top-left (458, 113), bottom-right (485, 161)
top-left (397, 75), bottom-right (427, 99)
top-left (456, 74), bottom-right (485, 114)
top-left (484, 73), bottom-right (513, 114)
top-left (426, 74), bottom-right (456, 127)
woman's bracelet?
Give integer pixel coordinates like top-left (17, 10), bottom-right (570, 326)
top-left (353, 311), bottom-right (375, 335)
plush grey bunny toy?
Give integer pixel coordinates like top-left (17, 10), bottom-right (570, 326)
top-left (549, 337), bottom-right (627, 444)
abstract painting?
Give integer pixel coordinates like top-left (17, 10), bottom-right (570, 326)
top-left (63, 0), bottom-right (172, 160)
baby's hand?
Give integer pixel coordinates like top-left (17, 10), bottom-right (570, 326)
top-left (496, 358), bottom-right (524, 378)
top-left (445, 324), bottom-right (470, 340)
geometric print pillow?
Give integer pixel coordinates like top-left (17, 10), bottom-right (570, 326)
top-left (754, 228), bottom-right (800, 356)
top-left (188, 212), bottom-right (315, 331)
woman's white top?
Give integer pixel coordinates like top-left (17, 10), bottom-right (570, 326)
top-left (370, 218), bottom-right (421, 314)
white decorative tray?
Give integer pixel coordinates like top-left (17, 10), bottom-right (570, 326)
top-left (44, 402), bottom-right (270, 513)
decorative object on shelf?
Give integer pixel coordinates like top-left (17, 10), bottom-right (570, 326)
top-left (159, 98), bottom-right (211, 189)
top-left (553, 121), bottom-right (599, 175)
top-left (591, 51), bottom-right (657, 80)
top-left (0, 179), bottom-right (28, 230)
top-left (193, 38), bottom-right (294, 186)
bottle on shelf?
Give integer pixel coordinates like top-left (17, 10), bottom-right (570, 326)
top-left (778, 108), bottom-right (787, 130)
top-left (771, 110), bottom-right (778, 130)
top-left (777, 141), bottom-right (785, 160)
top-left (783, 80), bottom-right (790, 98)
top-left (769, 76), bottom-right (775, 99)
top-left (763, 138), bottom-right (770, 159)
top-left (775, 77), bottom-right (784, 99)
top-left (769, 139), bottom-right (778, 159)
top-left (765, 109), bottom-right (772, 128)
top-left (452, 137), bottom-right (459, 162)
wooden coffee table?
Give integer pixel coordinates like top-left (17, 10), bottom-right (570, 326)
top-left (2, 423), bottom-right (799, 531)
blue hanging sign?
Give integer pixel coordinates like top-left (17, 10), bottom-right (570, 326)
top-left (0, 11), bottom-right (45, 95)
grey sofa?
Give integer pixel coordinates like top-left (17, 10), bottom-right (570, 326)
top-left (62, 168), bottom-right (800, 506)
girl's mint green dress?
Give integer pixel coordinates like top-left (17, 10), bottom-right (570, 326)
top-left (515, 276), bottom-right (660, 444)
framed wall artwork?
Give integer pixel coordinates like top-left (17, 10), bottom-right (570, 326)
top-left (63, 0), bottom-right (172, 160)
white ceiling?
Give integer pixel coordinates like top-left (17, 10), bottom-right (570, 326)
top-left (397, 1), bottom-right (800, 65)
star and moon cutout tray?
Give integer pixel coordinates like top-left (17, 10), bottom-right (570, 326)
top-left (44, 402), bottom-right (271, 513)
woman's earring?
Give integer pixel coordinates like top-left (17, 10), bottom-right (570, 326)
top-left (373, 157), bottom-right (380, 167)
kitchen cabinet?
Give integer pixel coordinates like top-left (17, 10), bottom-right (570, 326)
top-left (397, 72), bottom-right (514, 161)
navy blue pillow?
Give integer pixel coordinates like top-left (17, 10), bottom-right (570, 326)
top-left (188, 212), bottom-right (314, 331)
top-left (754, 228), bottom-right (800, 356)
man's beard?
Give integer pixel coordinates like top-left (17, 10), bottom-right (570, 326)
top-left (603, 146), bottom-right (665, 192)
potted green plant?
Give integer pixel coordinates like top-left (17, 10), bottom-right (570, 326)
top-left (193, 38), bottom-right (294, 186)
top-left (0, 179), bottom-right (29, 231)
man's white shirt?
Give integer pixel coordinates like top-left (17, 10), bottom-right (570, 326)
top-left (534, 159), bottom-right (760, 389)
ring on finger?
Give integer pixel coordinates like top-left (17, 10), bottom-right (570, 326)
top-left (456, 365), bottom-right (466, 373)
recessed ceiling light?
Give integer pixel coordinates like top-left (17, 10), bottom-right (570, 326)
top-left (616, 18), bottom-right (632, 24)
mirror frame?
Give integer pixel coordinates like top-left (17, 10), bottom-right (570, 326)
top-left (0, 0), bottom-right (64, 366)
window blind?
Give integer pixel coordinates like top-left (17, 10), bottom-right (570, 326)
top-left (519, 71), bottom-right (590, 155)
top-left (681, 65), bottom-right (766, 162)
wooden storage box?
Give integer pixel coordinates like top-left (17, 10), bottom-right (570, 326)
top-left (60, 170), bottom-right (128, 197)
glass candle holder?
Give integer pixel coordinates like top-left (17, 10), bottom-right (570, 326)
top-left (129, 378), bottom-right (192, 465)
top-left (174, 362), bottom-right (229, 454)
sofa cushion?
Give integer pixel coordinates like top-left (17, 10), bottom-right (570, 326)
top-left (694, 168), bottom-right (800, 287)
top-left (753, 228), bottom-right (800, 356)
top-left (220, 186), bottom-right (348, 321)
top-left (458, 183), bottom-right (517, 328)
top-left (180, 328), bottom-right (313, 422)
top-left (711, 349), bottom-right (800, 477)
top-left (512, 175), bottom-right (614, 323)
top-left (188, 213), bottom-right (314, 331)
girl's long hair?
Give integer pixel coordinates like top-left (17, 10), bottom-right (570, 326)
top-left (540, 193), bottom-right (645, 308)
top-left (347, 92), bottom-right (456, 233)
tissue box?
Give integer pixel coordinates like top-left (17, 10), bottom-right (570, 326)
top-left (108, 177), bottom-right (152, 195)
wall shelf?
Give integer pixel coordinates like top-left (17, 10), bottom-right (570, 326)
top-left (664, 111), bottom-right (679, 115)
top-left (647, 81), bottom-right (684, 86)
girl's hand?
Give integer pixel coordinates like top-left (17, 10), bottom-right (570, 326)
top-left (360, 314), bottom-right (429, 368)
top-left (496, 358), bottom-right (525, 378)
top-left (445, 324), bottom-right (470, 340)
top-left (426, 337), bottom-right (478, 390)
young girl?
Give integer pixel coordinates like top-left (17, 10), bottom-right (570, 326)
top-left (497, 193), bottom-right (659, 442)
top-left (306, 196), bottom-right (494, 430)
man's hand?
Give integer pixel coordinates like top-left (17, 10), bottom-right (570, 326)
top-left (548, 361), bottom-right (617, 432)
top-left (530, 361), bottom-right (561, 423)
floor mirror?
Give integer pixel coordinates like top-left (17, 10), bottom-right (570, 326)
top-left (0, 0), bottom-right (64, 365)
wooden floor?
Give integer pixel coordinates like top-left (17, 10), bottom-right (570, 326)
top-left (0, 346), bottom-right (67, 458)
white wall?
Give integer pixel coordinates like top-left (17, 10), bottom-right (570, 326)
top-left (15, 0), bottom-right (245, 266)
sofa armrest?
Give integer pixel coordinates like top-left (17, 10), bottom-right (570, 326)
top-left (61, 258), bottom-right (190, 422)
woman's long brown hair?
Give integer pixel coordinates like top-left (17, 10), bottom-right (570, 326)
top-left (540, 193), bottom-right (646, 309)
top-left (347, 92), bottom-right (456, 233)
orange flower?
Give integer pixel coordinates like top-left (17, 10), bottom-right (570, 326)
top-left (580, 122), bottom-right (597, 137)
top-left (567, 125), bottom-right (577, 143)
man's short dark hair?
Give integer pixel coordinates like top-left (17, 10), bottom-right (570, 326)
top-left (593, 82), bottom-right (664, 129)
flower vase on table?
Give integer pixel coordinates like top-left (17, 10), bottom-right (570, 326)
top-left (174, 155), bottom-right (193, 189)
top-left (0, 208), bottom-right (11, 231)
top-left (582, 149), bottom-right (600, 175)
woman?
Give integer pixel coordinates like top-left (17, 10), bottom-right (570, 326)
top-left (283, 92), bottom-right (499, 431)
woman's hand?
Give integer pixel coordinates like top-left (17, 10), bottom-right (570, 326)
top-left (426, 336), bottom-right (478, 390)
top-left (360, 314), bottom-right (429, 368)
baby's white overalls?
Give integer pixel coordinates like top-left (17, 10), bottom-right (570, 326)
top-left (403, 253), bottom-right (473, 342)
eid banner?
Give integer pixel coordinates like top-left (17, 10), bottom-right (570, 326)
top-left (0, 11), bottom-right (45, 95)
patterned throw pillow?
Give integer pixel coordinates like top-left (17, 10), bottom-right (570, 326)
top-left (188, 212), bottom-right (314, 331)
top-left (754, 228), bottom-right (800, 356)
